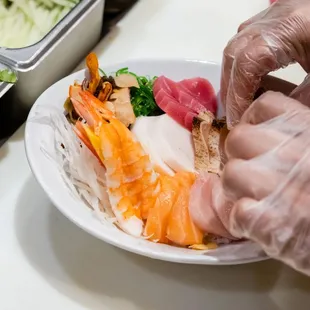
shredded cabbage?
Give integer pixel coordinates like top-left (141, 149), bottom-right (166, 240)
top-left (0, 0), bottom-right (80, 48)
top-left (29, 106), bottom-right (117, 227)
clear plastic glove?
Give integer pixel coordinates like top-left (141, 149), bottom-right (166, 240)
top-left (221, 0), bottom-right (310, 129)
top-left (189, 172), bottom-right (236, 240)
top-left (222, 90), bottom-right (310, 275)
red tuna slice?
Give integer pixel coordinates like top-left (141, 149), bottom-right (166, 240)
top-left (158, 76), bottom-right (208, 114)
top-left (153, 77), bottom-right (175, 110)
top-left (154, 76), bottom-right (202, 130)
top-left (154, 91), bottom-right (196, 131)
top-left (178, 78), bottom-right (217, 114)
top-left (164, 102), bottom-right (196, 131)
top-left (153, 76), bottom-right (217, 130)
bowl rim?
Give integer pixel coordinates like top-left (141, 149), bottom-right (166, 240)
top-left (25, 58), bottom-right (268, 265)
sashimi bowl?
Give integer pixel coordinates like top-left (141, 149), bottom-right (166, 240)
top-left (25, 55), bottom-right (268, 265)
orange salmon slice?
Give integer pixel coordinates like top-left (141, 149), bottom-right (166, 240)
top-left (166, 172), bottom-right (204, 246)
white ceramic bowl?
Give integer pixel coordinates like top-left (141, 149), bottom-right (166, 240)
top-left (25, 59), bottom-right (268, 265)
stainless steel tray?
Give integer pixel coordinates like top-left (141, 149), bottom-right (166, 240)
top-left (0, 0), bottom-right (105, 115)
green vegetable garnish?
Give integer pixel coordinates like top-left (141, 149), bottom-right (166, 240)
top-left (99, 68), bottom-right (107, 77)
top-left (131, 75), bottom-right (163, 117)
top-left (116, 67), bottom-right (129, 76)
top-left (115, 67), bottom-right (163, 117)
top-left (0, 69), bottom-right (17, 83)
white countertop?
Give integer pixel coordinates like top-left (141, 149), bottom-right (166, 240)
top-left (1, 1), bottom-right (310, 309)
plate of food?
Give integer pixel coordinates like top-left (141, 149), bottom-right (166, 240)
top-left (25, 53), bottom-right (267, 265)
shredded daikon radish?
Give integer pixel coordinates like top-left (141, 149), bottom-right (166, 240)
top-left (0, 0), bottom-right (79, 48)
top-left (29, 107), bottom-right (117, 227)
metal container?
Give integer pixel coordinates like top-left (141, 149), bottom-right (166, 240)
top-left (0, 0), bottom-right (105, 118)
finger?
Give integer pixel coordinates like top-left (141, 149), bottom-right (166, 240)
top-left (225, 35), bottom-right (288, 128)
top-left (228, 197), bottom-right (260, 239)
top-left (230, 184), bottom-right (310, 255)
top-left (225, 123), bottom-right (287, 160)
top-left (237, 8), bottom-right (270, 32)
top-left (189, 172), bottom-right (234, 238)
top-left (229, 196), bottom-right (277, 247)
top-left (225, 117), bottom-right (310, 172)
top-left (270, 148), bottom-right (310, 199)
top-left (220, 27), bottom-right (261, 112)
top-left (222, 151), bottom-right (306, 201)
top-left (240, 91), bottom-right (308, 125)
top-left (222, 158), bottom-right (282, 202)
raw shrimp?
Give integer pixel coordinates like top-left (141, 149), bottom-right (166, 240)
top-left (98, 118), bottom-right (160, 236)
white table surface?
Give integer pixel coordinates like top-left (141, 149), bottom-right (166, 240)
top-left (1, 1), bottom-right (310, 309)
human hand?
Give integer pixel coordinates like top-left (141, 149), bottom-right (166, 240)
top-left (221, 0), bottom-right (310, 128)
top-left (222, 91), bottom-right (310, 275)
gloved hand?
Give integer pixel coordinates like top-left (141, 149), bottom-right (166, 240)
top-left (221, 0), bottom-right (310, 129)
top-left (222, 90), bottom-right (310, 275)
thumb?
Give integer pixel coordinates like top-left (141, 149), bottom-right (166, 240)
top-left (229, 197), bottom-right (259, 239)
